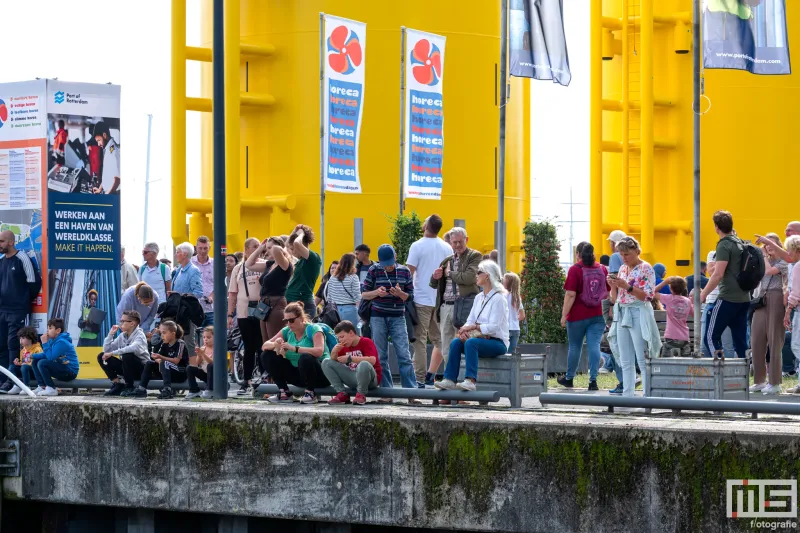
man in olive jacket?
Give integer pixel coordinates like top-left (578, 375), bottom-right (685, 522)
top-left (427, 227), bottom-right (483, 381)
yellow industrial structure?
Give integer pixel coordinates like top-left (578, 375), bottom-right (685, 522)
top-left (591, 0), bottom-right (800, 271)
top-left (171, 0), bottom-right (531, 272)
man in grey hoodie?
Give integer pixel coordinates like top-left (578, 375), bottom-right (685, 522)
top-left (98, 310), bottom-right (150, 396)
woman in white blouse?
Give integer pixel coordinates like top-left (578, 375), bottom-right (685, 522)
top-left (435, 260), bottom-right (509, 392)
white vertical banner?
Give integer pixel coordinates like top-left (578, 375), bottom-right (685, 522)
top-left (403, 29), bottom-right (446, 200)
top-left (322, 15), bottom-right (366, 194)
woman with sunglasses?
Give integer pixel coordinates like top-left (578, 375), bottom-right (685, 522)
top-left (261, 302), bottom-right (331, 404)
top-left (116, 282), bottom-right (160, 338)
top-left (435, 260), bottom-right (509, 392)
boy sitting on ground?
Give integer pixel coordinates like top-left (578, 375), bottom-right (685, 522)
top-left (321, 320), bottom-right (381, 406)
top-left (33, 319), bottom-right (79, 396)
top-left (654, 276), bottom-right (695, 357)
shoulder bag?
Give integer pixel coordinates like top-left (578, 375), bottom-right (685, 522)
top-left (452, 258), bottom-right (477, 328)
top-left (246, 265), bottom-right (271, 321)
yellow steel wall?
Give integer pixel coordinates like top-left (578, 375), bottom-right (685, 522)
top-left (598, 0), bottom-right (799, 273)
top-left (194, 0), bottom-right (530, 272)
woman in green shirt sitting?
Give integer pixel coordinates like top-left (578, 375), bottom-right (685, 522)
top-left (262, 301), bottom-right (330, 404)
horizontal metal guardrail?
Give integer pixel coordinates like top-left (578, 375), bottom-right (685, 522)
top-left (255, 384), bottom-right (501, 403)
top-left (539, 393), bottom-right (800, 418)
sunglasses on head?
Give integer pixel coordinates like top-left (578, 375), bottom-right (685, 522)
top-left (282, 316), bottom-right (300, 324)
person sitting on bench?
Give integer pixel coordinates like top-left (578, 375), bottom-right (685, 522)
top-left (32, 318), bottom-right (79, 396)
top-left (186, 326), bottom-right (215, 400)
top-left (322, 320), bottom-right (381, 406)
top-left (99, 310), bottom-right (150, 396)
top-left (435, 260), bottom-right (509, 392)
top-left (130, 321), bottom-right (188, 399)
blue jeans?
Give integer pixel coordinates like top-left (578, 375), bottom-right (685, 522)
top-left (9, 364), bottom-right (35, 386)
top-left (566, 315), bottom-right (605, 381)
top-left (31, 359), bottom-right (77, 388)
top-left (444, 337), bottom-right (506, 382)
top-left (508, 330), bottom-right (520, 354)
top-left (616, 307), bottom-right (648, 397)
top-left (336, 304), bottom-right (361, 335)
top-left (370, 315), bottom-right (416, 388)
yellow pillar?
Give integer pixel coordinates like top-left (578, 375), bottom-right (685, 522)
top-left (224, 0), bottom-right (242, 253)
top-left (171, 0), bottom-right (187, 247)
top-left (640, 0), bottom-right (655, 262)
top-left (590, 0), bottom-right (603, 247)
top-left (621, 0), bottom-right (629, 233)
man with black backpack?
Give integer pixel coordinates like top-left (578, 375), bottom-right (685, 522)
top-left (701, 210), bottom-right (765, 359)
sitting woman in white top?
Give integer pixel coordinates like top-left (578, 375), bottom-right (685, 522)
top-left (435, 260), bottom-right (509, 392)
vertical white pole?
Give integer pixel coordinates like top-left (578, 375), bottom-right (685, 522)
top-left (399, 27), bottom-right (407, 215)
top-left (143, 113), bottom-right (153, 247)
top-left (320, 13), bottom-right (326, 269)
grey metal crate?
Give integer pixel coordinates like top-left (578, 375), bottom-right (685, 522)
top-left (457, 347), bottom-right (548, 407)
top-left (645, 356), bottom-right (749, 401)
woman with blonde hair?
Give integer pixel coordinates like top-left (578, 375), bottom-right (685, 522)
top-left (606, 237), bottom-right (662, 398)
top-left (435, 260), bottom-right (509, 392)
top-left (503, 272), bottom-right (525, 354)
top-left (750, 233), bottom-right (788, 395)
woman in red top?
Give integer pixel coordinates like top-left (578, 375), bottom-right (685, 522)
top-left (558, 242), bottom-right (609, 390)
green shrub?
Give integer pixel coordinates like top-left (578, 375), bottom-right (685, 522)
top-left (388, 212), bottom-right (423, 265)
top-left (521, 219), bottom-right (567, 344)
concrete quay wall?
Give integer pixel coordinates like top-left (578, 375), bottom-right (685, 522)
top-left (2, 397), bottom-right (799, 532)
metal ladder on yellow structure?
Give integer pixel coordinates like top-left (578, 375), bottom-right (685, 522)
top-left (590, 0), bottom-right (692, 264)
top-left (170, 0), bottom-right (293, 252)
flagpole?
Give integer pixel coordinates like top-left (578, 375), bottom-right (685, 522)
top-left (399, 27), bottom-right (407, 216)
top-left (320, 13), bottom-right (326, 270)
top-left (497, 0), bottom-right (508, 273)
top-left (692, 0), bottom-right (702, 355)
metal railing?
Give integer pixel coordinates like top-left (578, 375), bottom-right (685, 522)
top-left (539, 393), bottom-right (800, 418)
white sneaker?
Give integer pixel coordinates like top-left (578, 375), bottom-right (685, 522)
top-left (185, 391), bottom-right (202, 400)
top-left (7, 385), bottom-right (21, 395)
top-left (200, 390), bottom-right (213, 399)
top-left (38, 386), bottom-right (58, 397)
top-left (33, 386), bottom-right (45, 395)
top-left (749, 382), bottom-right (768, 393)
top-left (434, 379), bottom-right (457, 390)
top-left (598, 367), bottom-right (611, 374)
top-left (762, 384), bottom-right (781, 395)
top-left (787, 385), bottom-right (800, 394)
top-left (456, 380), bottom-right (477, 391)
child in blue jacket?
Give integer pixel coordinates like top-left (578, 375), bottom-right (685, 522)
top-left (32, 318), bottom-right (79, 396)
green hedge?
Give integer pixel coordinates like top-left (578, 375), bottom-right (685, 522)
top-left (521, 220), bottom-right (567, 344)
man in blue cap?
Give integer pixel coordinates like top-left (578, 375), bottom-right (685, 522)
top-left (361, 244), bottom-right (418, 401)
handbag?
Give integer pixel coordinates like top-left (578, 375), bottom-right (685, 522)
top-left (241, 264), bottom-right (269, 321)
top-left (453, 293), bottom-right (477, 329)
top-left (358, 299), bottom-right (373, 322)
top-left (749, 296), bottom-right (765, 311)
top-left (226, 323), bottom-right (242, 351)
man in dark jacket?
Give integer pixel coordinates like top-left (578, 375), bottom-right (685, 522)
top-left (427, 227), bottom-right (482, 384)
top-left (0, 230), bottom-right (41, 392)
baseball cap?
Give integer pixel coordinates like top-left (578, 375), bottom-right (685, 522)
top-left (608, 230), bottom-right (628, 243)
top-left (377, 244), bottom-right (396, 268)
top-left (706, 250), bottom-right (716, 263)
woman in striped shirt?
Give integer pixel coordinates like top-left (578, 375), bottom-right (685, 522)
top-left (325, 253), bottom-right (362, 334)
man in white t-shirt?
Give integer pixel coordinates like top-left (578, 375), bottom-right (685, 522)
top-left (406, 214), bottom-right (454, 386)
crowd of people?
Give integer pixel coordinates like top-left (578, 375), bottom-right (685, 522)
top-left (0, 217), bottom-right (527, 403)
top-left (559, 211), bottom-right (800, 398)
top-left (2, 209), bottom-right (800, 404)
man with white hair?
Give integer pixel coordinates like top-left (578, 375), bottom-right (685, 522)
top-left (607, 230), bottom-right (627, 275)
top-left (138, 242), bottom-right (171, 300)
top-left (120, 246), bottom-right (138, 295)
top-left (428, 227), bottom-right (483, 386)
top-left (170, 242), bottom-right (203, 353)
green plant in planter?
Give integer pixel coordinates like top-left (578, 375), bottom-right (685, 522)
top-left (521, 219), bottom-right (567, 344)
top-left (388, 211), bottom-right (423, 265)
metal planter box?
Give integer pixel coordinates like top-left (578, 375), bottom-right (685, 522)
top-left (645, 357), bottom-right (749, 401)
top-left (457, 348), bottom-right (548, 408)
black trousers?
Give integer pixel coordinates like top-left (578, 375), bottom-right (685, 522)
top-left (238, 317), bottom-right (263, 381)
top-left (139, 360), bottom-right (187, 389)
top-left (97, 352), bottom-right (145, 388)
top-left (187, 364), bottom-right (214, 392)
top-left (264, 351), bottom-right (329, 391)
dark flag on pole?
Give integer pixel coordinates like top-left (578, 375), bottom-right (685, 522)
top-left (509, 0), bottom-right (571, 86)
top-left (703, 0), bottom-right (791, 75)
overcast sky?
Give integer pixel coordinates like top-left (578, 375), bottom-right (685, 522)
top-left (0, 0), bottom-right (589, 266)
